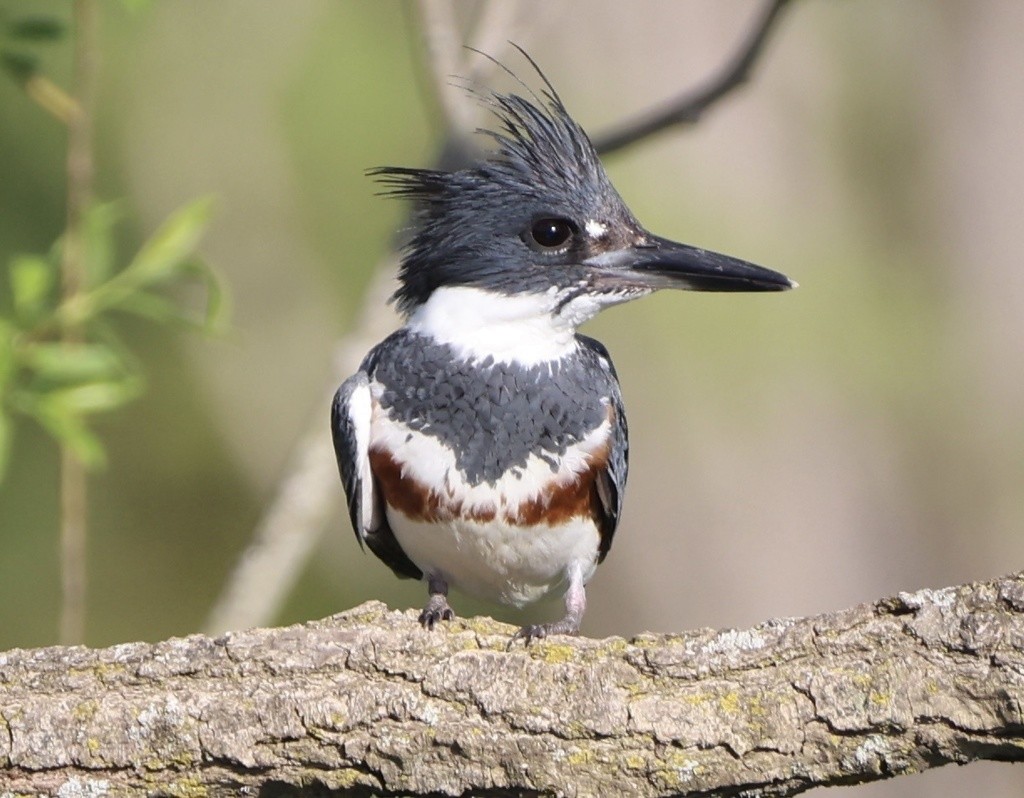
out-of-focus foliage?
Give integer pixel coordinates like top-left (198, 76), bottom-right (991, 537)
top-left (0, 198), bottom-right (223, 478)
top-left (0, 9), bottom-right (78, 123)
top-left (0, 3), bottom-right (224, 483)
top-left (1, 11), bottom-right (65, 77)
top-left (0, 0), bottom-right (426, 649)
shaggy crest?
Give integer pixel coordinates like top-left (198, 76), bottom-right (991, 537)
top-left (369, 50), bottom-right (629, 313)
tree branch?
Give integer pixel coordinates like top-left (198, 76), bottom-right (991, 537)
top-left (4, 571), bottom-right (1024, 796)
top-left (593, 0), bottom-right (794, 156)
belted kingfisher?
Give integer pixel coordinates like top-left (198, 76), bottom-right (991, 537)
top-left (332, 53), bottom-right (793, 642)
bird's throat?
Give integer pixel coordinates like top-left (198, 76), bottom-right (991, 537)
top-left (406, 286), bottom-right (580, 366)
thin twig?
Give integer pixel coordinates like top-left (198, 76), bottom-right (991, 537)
top-left (593, 0), bottom-right (794, 156)
top-left (23, 74), bottom-right (78, 124)
top-left (58, 0), bottom-right (97, 646)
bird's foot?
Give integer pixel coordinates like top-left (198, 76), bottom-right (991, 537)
top-left (510, 566), bottom-right (587, 647)
top-left (509, 616), bottom-right (581, 647)
top-left (418, 594), bottom-right (455, 630)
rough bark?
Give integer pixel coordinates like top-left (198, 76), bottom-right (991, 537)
top-left (2, 573), bottom-right (1023, 797)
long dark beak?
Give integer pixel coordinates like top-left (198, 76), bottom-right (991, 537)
top-left (586, 234), bottom-right (795, 292)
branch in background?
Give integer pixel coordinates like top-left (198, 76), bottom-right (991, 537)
top-left (7, 572), bottom-right (1024, 796)
top-left (203, 263), bottom-right (400, 634)
top-left (410, 0), bottom-right (468, 133)
top-left (411, 0), bottom-right (538, 137)
top-left (593, 0), bottom-right (794, 156)
top-left (58, 0), bottom-right (98, 646)
top-left (462, 1), bottom-right (533, 87)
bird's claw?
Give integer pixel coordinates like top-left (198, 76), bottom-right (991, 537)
top-left (418, 595), bottom-right (455, 630)
top-left (508, 619), bottom-right (580, 648)
top-left (509, 624), bottom-right (547, 647)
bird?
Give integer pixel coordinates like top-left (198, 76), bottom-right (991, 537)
top-left (331, 50), bottom-right (794, 643)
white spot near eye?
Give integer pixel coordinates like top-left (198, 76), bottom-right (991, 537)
top-left (585, 219), bottom-right (608, 238)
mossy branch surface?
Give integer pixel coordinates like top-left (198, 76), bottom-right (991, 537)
top-left (1, 572), bottom-right (1023, 797)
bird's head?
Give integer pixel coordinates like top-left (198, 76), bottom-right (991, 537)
top-left (371, 51), bottom-right (793, 336)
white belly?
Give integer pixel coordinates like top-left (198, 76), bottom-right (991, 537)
top-left (389, 511), bottom-right (600, 607)
top-left (369, 397), bottom-right (611, 606)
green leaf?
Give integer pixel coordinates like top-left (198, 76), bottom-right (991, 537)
top-left (85, 318), bottom-right (141, 374)
top-left (70, 197), bottom-right (218, 324)
top-left (0, 49), bottom-right (38, 83)
top-left (31, 402), bottom-right (106, 468)
top-left (9, 253), bottom-right (56, 320)
top-left (83, 201), bottom-right (123, 287)
top-left (123, 196), bottom-right (215, 286)
top-left (19, 342), bottom-right (126, 383)
top-left (113, 290), bottom-right (193, 325)
top-left (39, 378), bottom-right (143, 416)
top-left (8, 16), bottom-right (65, 41)
top-left (174, 258), bottom-right (230, 332)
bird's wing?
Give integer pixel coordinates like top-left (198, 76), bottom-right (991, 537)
top-left (331, 369), bottom-right (422, 580)
top-left (578, 335), bottom-right (629, 563)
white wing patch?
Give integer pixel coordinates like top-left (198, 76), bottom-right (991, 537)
top-left (346, 378), bottom-right (379, 534)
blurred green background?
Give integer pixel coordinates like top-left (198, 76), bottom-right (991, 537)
top-left (1, 3), bottom-right (1023, 795)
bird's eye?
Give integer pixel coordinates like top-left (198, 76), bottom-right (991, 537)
top-left (525, 217), bottom-right (576, 252)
